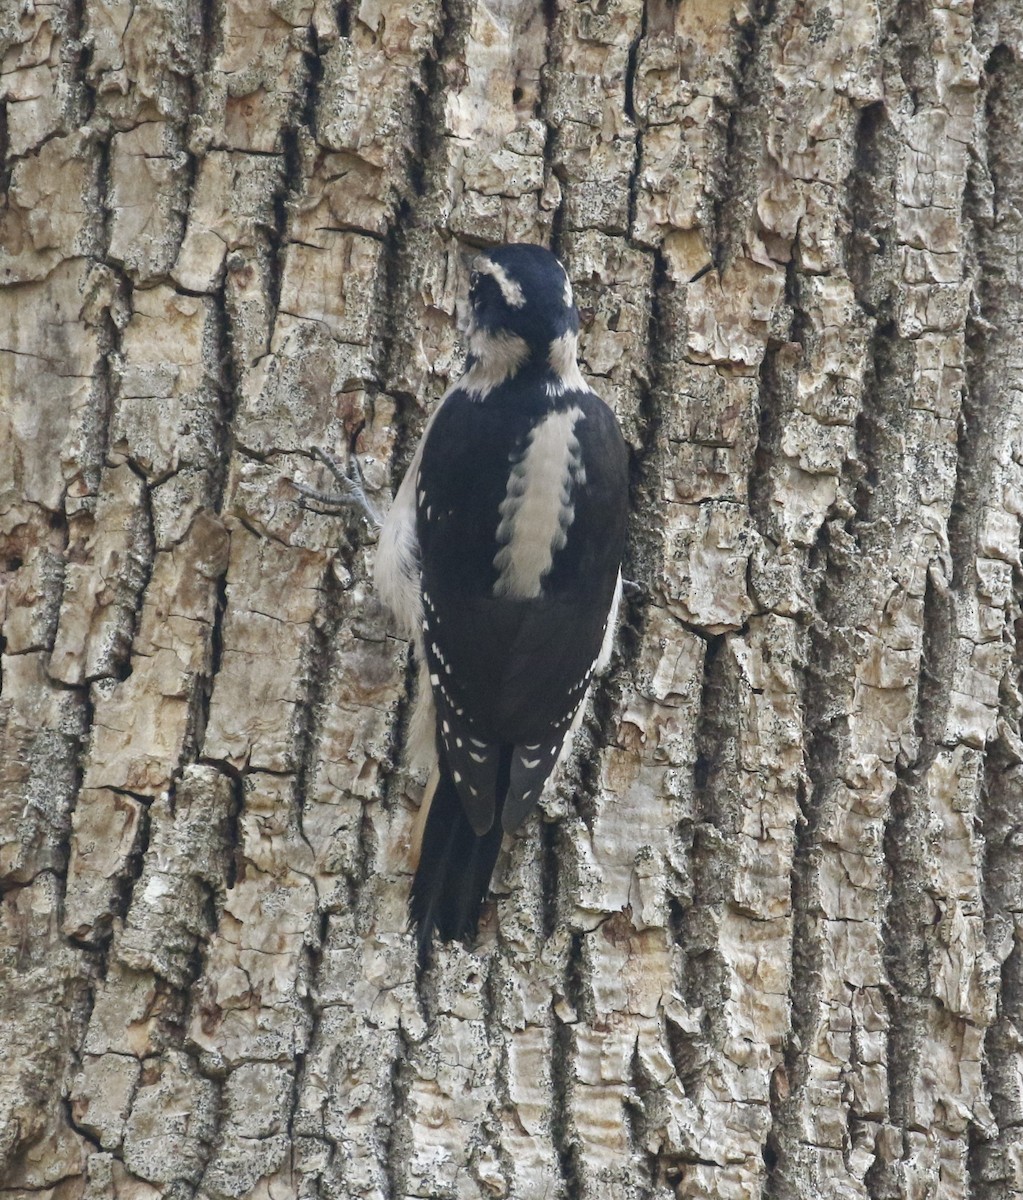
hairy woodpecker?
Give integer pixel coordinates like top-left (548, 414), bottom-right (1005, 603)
top-left (373, 244), bottom-right (630, 958)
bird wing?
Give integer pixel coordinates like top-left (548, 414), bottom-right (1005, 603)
top-left (415, 382), bottom-right (627, 831)
top-left (503, 735), bottom-right (569, 832)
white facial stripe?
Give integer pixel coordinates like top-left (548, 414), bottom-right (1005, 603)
top-left (547, 331), bottom-right (588, 397)
top-left (462, 325), bottom-right (530, 399)
top-left (562, 271), bottom-right (573, 307)
top-left (476, 257), bottom-right (526, 308)
top-left (493, 405), bottom-right (586, 599)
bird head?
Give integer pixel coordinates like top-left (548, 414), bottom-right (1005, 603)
top-left (465, 244), bottom-right (580, 370)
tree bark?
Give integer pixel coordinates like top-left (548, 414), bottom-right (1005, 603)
top-left (2, 0), bottom-right (1022, 1197)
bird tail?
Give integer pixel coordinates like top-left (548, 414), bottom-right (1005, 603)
top-left (409, 749), bottom-right (508, 964)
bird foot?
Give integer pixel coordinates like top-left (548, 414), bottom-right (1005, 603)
top-left (622, 577), bottom-right (647, 601)
top-left (291, 446), bottom-right (382, 531)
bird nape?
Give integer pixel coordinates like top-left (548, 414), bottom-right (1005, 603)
top-left (295, 243), bottom-right (629, 964)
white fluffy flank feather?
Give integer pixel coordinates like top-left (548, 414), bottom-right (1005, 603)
top-left (375, 404), bottom-right (446, 774)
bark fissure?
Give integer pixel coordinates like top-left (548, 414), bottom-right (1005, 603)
top-left (961, 29), bottom-right (1023, 1195)
top-left (550, 932), bottom-right (585, 1200)
top-left (2, 2), bottom-right (1015, 1196)
top-left (711, 0), bottom-right (776, 272)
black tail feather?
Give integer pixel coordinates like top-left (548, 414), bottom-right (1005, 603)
top-left (409, 752), bottom-right (508, 964)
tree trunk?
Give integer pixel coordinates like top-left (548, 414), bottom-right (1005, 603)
top-left (2, 0), bottom-right (1021, 1197)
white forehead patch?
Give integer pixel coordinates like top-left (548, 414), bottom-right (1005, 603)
top-left (476, 256), bottom-right (526, 308)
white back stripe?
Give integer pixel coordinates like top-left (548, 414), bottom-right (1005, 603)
top-left (493, 406), bottom-right (586, 599)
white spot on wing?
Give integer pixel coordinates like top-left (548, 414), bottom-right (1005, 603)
top-left (493, 406), bottom-right (587, 599)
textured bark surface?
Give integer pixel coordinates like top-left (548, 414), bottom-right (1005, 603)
top-left (2, 1), bottom-right (1023, 1197)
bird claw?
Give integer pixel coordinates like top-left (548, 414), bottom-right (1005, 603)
top-left (291, 446), bottom-right (382, 530)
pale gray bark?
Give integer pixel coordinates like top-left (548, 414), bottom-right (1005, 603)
top-left (2, 1), bottom-right (1022, 1198)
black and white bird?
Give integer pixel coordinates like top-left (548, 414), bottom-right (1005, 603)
top-left (298, 245), bottom-right (629, 957)
top-left (373, 244), bottom-right (629, 958)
